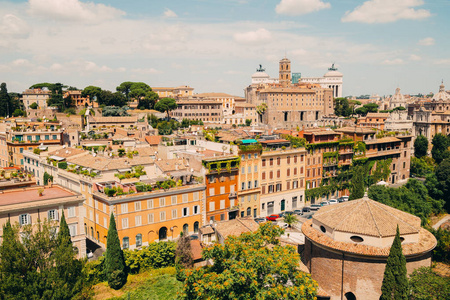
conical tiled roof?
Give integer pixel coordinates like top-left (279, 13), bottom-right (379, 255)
top-left (313, 196), bottom-right (421, 237)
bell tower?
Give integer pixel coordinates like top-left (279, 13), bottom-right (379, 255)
top-left (279, 57), bottom-right (291, 87)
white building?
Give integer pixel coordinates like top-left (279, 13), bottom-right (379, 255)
top-left (300, 64), bottom-right (344, 98)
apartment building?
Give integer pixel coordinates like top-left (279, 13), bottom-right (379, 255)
top-left (259, 141), bottom-right (307, 217)
top-left (237, 141), bottom-right (262, 218)
top-left (0, 185), bottom-right (86, 257)
top-left (170, 99), bottom-right (223, 123)
top-left (22, 88), bottom-right (51, 109)
top-left (203, 155), bottom-right (240, 222)
top-left (63, 90), bottom-right (98, 108)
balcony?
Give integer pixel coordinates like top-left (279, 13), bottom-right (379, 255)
top-left (229, 192), bottom-right (237, 198)
top-left (365, 148), bottom-right (401, 158)
top-left (228, 205), bottom-right (239, 212)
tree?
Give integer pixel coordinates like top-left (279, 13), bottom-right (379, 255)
top-left (179, 223), bottom-right (317, 299)
top-left (408, 267), bottom-right (450, 300)
top-left (12, 109), bottom-right (26, 117)
top-left (414, 135), bottom-right (428, 158)
top-left (175, 234), bottom-right (193, 281)
top-left (283, 213), bottom-right (298, 228)
top-left (104, 213), bottom-right (127, 289)
top-left (154, 97), bottom-right (177, 119)
top-left (355, 103), bottom-right (378, 116)
top-left (334, 97), bottom-right (353, 117)
top-left (116, 81), bottom-right (134, 101)
top-left (350, 165), bottom-right (365, 200)
top-left (82, 85), bottom-right (102, 103)
top-left (0, 82), bottom-right (12, 117)
top-left (431, 133), bottom-right (450, 164)
top-left (380, 226), bottom-right (408, 300)
top-left (29, 102), bottom-right (38, 109)
top-left (0, 221), bottom-right (28, 299)
top-left (411, 157), bottom-right (435, 178)
top-left (434, 158), bottom-right (450, 211)
top-left (245, 119), bottom-right (252, 126)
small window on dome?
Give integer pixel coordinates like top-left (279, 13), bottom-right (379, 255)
top-left (320, 226), bottom-right (326, 233)
top-left (350, 236), bottom-right (364, 243)
top-left (399, 237), bottom-right (405, 242)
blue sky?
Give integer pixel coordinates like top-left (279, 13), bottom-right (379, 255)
top-left (0, 0), bottom-right (449, 97)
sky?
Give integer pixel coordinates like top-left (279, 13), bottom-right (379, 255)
top-left (0, 0), bottom-right (449, 97)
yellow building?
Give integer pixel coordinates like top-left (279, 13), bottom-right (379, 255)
top-left (153, 86), bottom-right (194, 99)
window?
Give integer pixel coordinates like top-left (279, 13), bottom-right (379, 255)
top-left (20, 148), bottom-right (23, 153)
top-left (292, 196), bottom-right (298, 208)
top-left (262, 172), bottom-right (266, 180)
top-left (277, 170), bottom-right (280, 178)
top-left (172, 209), bottom-right (177, 219)
top-left (270, 171), bottom-right (273, 179)
top-left (241, 167), bottom-right (245, 174)
top-left (287, 182), bottom-right (290, 189)
top-left (159, 198), bottom-right (165, 207)
top-left (220, 214), bottom-right (225, 221)
top-left (121, 203), bottom-right (128, 213)
top-left (254, 180), bottom-right (258, 188)
top-left (104, 217), bottom-right (107, 227)
top-left (270, 158), bottom-right (273, 166)
top-left (220, 200), bottom-right (225, 209)
top-left (45, 135), bottom-right (49, 140)
top-left (262, 203), bottom-right (265, 210)
top-left (287, 156), bottom-right (291, 164)
top-left (209, 202), bottom-right (215, 211)
top-left (135, 201), bottom-right (141, 211)
top-left (294, 155), bottom-right (298, 163)
top-left (268, 185), bottom-right (274, 193)
top-left (248, 181), bottom-right (251, 189)
top-left (262, 159), bottom-right (266, 167)
top-left (262, 186), bottom-right (265, 194)
top-left (287, 168), bottom-right (290, 176)
top-left (52, 135), bottom-right (57, 140)
top-left (209, 188), bottom-right (215, 196)
top-left (122, 237), bottom-right (129, 249)
top-left (277, 157), bottom-right (281, 165)
top-left (193, 205), bottom-right (199, 214)
top-left (172, 195), bottom-right (177, 205)
top-left (220, 186), bottom-right (225, 194)
top-left (69, 224), bottom-right (77, 237)
top-left (147, 199), bottom-right (153, 209)
top-left (68, 206), bottom-right (76, 218)
top-left (193, 192), bottom-right (199, 201)
top-left (254, 165), bottom-right (258, 172)
top-left (241, 155), bottom-right (245, 160)
top-left (148, 213), bottom-right (154, 223)
top-left (248, 166), bottom-right (251, 173)
top-left (254, 153), bottom-right (257, 158)
top-left (136, 234), bottom-right (142, 247)
top-left (48, 209), bottom-right (59, 221)
top-left (183, 207), bottom-right (189, 217)
top-left (293, 181), bottom-right (298, 189)
top-left (135, 215), bottom-right (142, 226)
top-left (276, 183), bottom-right (282, 192)
top-left (183, 194), bottom-right (188, 203)
top-left (160, 211), bottom-right (166, 221)
top-left (248, 154), bottom-right (251, 159)
top-left (122, 218), bottom-right (128, 229)
top-left (19, 214), bottom-right (31, 226)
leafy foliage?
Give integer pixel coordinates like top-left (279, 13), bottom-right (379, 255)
top-left (283, 214), bottom-right (298, 228)
top-left (408, 267), bottom-right (450, 300)
top-left (334, 97), bottom-right (354, 117)
top-left (411, 156), bottom-right (435, 177)
top-left (43, 171), bottom-right (53, 185)
top-left (433, 158), bottom-right (450, 211)
top-left (29, 102), bottom-right (38, 109)
top-left (154, 97), bottom-right (177, 118)
top-left (105, 213), bottom-right (127, 289)
top-left (175, 235), bottom-right (193, 281)
top-left (431, 133), bottom-right (450, 164)
top-left (350, 165), bottom-right (365, 200)
top-left (427, 228), bottom-right (450, 263)
top-left (380, 226), bottom-right (408, 300)
top-left (414, 135), bottom-right (428, 158)
top-left (355, 103), bottom-right (378, 116)
top-left (124, 241), bottom-right (176, 274)
top-left (179, 223), bottom-right (317, 300)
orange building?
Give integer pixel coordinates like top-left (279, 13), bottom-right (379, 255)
top-left (88, 181), bottom-right (204, 249)
top-left (203, 155), bottom-right (240, 222)
top-left (64, 90), bottom-right (98, 108)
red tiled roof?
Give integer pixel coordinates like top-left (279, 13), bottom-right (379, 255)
top-left (145, 135), bottom-right (162, 145)
top-left (0, 186), bottom-right (76, 206)
top-left (190, 240), bottom-right (203, 261)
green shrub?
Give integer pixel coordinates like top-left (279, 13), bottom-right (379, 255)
top-left (58, 161), bottom-right (68, 169)
top-left (124, 241), bottom-right (176, 274)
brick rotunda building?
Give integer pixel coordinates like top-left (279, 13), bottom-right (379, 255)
top-left (301, 195), bottom-right (437, 300)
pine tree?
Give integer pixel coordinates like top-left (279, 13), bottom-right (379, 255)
top-left (380, 226), bottom-right (408, 300)
top-left (104, 212), bottom-right (127, 289)
top-left (0, 221), bottom-right (28, 299)
top-left (350, 165), bottom-right (365, 200)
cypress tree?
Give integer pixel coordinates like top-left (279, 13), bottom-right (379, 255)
top-left (52, 210), bottom-right (83, 299)
top-left (0, 221), bottom-right (28, 299)
top-left (349, 165), bottom-right (365, 200)
top-left (380, 226), bottom-right (408, 300)
top-left (104, 212), bottom-right (127, 289)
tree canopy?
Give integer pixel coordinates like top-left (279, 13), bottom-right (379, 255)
top-left (116, 81), bottom-right (159, 109)
top-left (104, 213), bottom-right (127, 289)
top-left (334, 97), bottom-right (353, 117)
top-left (408, 267), bottom-right (450, 300)
top-left (154, 97), bottom-right (177, 118)
top-left (431, 133), bottom-right (450, 164)
top-left (355, 103), bottom-right (378, 116)
top-left (414, 135), bottom-right (428, 158)
top-left (179, 223), bottom-right (317, 299)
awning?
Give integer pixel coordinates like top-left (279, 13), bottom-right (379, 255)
top-left (241, 139), bottom-right (258, 144)
top-left (49, 155), bottom-right (65, 161)
top-left (117, 168), bottom-right (132, 173)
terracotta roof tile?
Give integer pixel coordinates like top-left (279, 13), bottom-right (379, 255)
top-left (215, 217), bottom-right (259, 238)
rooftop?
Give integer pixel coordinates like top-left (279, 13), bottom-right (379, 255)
top-left (0, 185), bottom-right (77, 206)
top-left (214, 217), bottom-right (259, 239)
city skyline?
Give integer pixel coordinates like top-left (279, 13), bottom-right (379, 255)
top-left (0, 0), bottom-right (449, 97)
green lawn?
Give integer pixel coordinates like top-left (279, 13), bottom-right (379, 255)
top-left (93, 267), bottom-right (182, 300)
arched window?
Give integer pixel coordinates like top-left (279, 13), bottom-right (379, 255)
top-left (344, 292), bottom-right (356, 300)
top-left (280, 199), bottom-right (285, 211)
top-left (122, 237), bottom-right (129, 249)
top-left (194, 221), bottom-right (199, 233)
top-left (159, 227), bottom-right (167, 240)
top-left (183, 224), bottom-right (189, 235)
top-left (136, 234), bottom-right (142, 247)
top-left (247, 207), bottom-right (251, 216)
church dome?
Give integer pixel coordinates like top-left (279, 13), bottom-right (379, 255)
top-left (302, 194), bottom-right (436, 256)
top-left (251, 71), bottom-right (270, 79)
top-left (324, 70), bottom-right (343, 77)
top-left (432, 81), bottom-right (450, 101)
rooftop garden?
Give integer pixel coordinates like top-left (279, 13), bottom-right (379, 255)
top-left (96, 178), bottom-right (186, 197)
top-left (114, 165), bottom-right (146, 180)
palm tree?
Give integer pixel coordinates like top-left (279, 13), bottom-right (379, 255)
top-left (284, 214), bottom-right (298, 228)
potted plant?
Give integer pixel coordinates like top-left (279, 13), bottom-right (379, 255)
top-left (38, 188), bottom-right (44, 196)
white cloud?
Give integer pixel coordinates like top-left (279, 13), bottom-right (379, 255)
top-left (276, 0), bottom-right (330, 16)
top-left (131, 68), bottom-right (160, 74)
top-left (163, 9), bottom-right (177, 18)
top-left (233, 28), bottom-right (272, 44)
top-left (382, 58), bottom-right (404, 65)
top-left (418, 37), bottom-right (434, 46)
top-left (409, 54), bottom-right (421, 61)
top-left (433, 59), bottom-right (450, 65)
top-left (342, 0), bottom-right (431, 24)
top-left (0, 14), bottom-right (30, 38)
top-left (28, 0), bottom-right (125, 24)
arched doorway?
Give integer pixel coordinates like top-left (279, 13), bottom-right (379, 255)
top-left (280, 199), bottom-right (285, 211)
top-left (136, 234), bottom-right (142, 247)
top-left (246, 207), bottom-right (251, 216)
top-left (148, 230), bottom-right (155, 243)
top-left (345, 292), bottom-right (356, 300)
top-left (183, 224), bottom-right (189, 236)
top-left (193, 221), bottom-right (199, 233)
top-left (159, 227), bottom-right (167, 240)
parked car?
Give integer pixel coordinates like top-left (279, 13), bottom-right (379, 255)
top-left (338, 196), bottom-right (349, 202)
top-left (302, 207), bottom-right (311, 213)
top-left (293, 209), bottom-right (303, 215)
top-left (189, 234), bottom-right (199, 240)
top-left (320, 201), bottom-right (330, 206)
top-left (303, 212), bottom-right (314, 219)
top-left (266, 214), bottom-right (281, 221)
top-left (329, 199), bottom-right (338, 205)
top-left (310, 204), bottom-right (321, 211)
top-left (254, 217), bottom-right (266, 223)
top-left (284, 211), bottom-right (295, 216)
